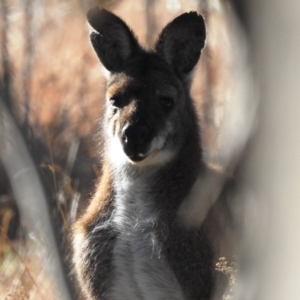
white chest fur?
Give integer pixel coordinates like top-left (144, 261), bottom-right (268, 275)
top-left (109, 172), bottom-right (186, 300)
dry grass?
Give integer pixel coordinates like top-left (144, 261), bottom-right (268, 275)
top-left (0, 239), bottom-right (58, 300)
top-left (215, 257), bottom-right (238, 300)
top-left (0, 204), bottom-right (54, 299)
top-left (0, 0), bottom-right (244, 299)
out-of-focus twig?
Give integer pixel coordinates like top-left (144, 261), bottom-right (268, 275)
top-left (0, 209), bottom-right (14, 262)
top-left (0, 0), bottom-right (13, 114)
top-left (22, 0), bottom-right (35, 129)
top-left (145, 0), bottom-right (157, 47)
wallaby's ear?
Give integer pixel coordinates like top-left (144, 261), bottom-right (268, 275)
top-left (87, 8), bottom-right (139, 72)
top-left (156, 12), bottom-right (206, 75)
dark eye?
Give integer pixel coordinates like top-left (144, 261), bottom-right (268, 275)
top-left (160, 97), bottom-right (174, 110)
top-left (109, 96), bottom-right (122, 108)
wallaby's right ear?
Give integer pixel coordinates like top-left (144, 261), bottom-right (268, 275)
top-left (87, 8), bottom-right (139, 72)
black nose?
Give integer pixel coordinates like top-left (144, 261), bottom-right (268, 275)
top-left (122, 124), bottom-right (149, 146)
top-left (121, 124), bottom-right (151, 161)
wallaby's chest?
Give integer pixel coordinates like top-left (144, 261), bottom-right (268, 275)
top-left (108, 182), bottom-right (186, 300)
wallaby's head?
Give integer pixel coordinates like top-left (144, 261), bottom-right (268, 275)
top-left (88, 8), bottom-right (206, 168)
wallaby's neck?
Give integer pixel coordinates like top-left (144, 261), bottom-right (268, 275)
top-left (108, 122), bottom-right (203, 219)
top-left (153, 125), bottom-right (203, 217)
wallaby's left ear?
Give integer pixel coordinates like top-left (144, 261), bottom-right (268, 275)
top-left (156, 12), bottom-right (206, 75)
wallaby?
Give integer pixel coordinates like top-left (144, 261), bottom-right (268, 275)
top-left (73, 7), bottom-right (224, 300)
